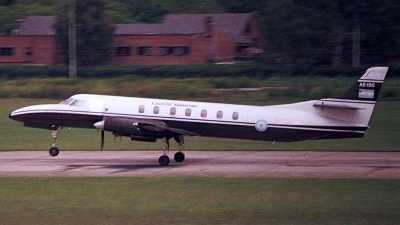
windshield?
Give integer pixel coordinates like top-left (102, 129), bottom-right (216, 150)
top-left (59, 98), bottom-right (85, 107)
top-left (59, 98), bottom-right (75, 105)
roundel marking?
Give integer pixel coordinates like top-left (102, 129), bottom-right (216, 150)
top-left (255, 120), bottom-right (268, 132)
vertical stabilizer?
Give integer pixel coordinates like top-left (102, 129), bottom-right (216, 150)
top-left (313, 67), bottom-right (388, 127)
top-left (334, 67), bottom-right (388, 101)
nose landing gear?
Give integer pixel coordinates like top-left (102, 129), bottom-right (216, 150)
top-left (49, 129), bottom-right (59, 157)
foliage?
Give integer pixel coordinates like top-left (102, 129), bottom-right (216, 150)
top-left (0, 2), bottom-right (58, 34)
top-left (0, 64), bottom-right (348, 79)
top-left (105, 0), bottom-right (170, 23)
top-left (0, 0), bottom-right (14, 6)
top-left (1, 0), bottom-right (400, 65)
top-left (3, 64), bottom-right (400, 80)
top-left (215, 0), bottom-right (257, 13)
top-left (257, 0), bottom-right (400, 65)
top-left (53, 0), bottom-right (115, 66)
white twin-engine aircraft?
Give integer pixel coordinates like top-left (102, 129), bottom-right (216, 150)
top-left (9, 67), bottom-right (388, 166)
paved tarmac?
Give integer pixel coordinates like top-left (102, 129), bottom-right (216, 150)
top-left (0, 151), bottom-right (399, 178)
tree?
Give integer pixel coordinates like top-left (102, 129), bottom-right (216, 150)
top-left (138, 2), bottom-right (169, 23)
top-left (0, 0), bottom-right (14, 6)
top-left (256, 0), bottom-right (400, 66)
top-left (54, 0), bottom-right (115, 66)
top-left (216, 0), bottom-right (257, 13)
top-left (258, 0), bottom-right (333, 65)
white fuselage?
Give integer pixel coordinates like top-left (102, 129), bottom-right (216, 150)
top-left (10, 93), bottom-right (371, 142)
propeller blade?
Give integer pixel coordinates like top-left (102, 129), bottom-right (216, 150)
top-left (101, 130), bottom-right (104, 151)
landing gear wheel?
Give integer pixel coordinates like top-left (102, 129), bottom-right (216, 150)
top-left (159, 155), bottom-right (170, 166)
top-left (174, 152), bottom-right (185, 162)
top-left (49, 147), bottom-right (59, 157)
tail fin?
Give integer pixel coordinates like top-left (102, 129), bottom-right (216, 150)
top-left (334, 67), bottom-right (388, 101)
top-left (313, 67), bottom-right (388, 126)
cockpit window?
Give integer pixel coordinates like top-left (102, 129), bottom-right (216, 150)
top-left (60, 98), bottom-right (74, 105)
top-left (70, 100), bottom-right (85, 107)
top-left (59, 98), bottom-right (85, 107)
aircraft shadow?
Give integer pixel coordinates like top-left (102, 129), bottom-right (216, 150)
top-left (62, 163), bottom-right (182, 175)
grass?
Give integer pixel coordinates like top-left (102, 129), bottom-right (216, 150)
top-left (0, 177), bottom-right (399, 225)
top-left (1, 75), bottom-right (400, 102)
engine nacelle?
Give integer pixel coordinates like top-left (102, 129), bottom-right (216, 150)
top-left (94, 116), bottom-right (170, 139)
top-left (102, 117), bottom-right (140, 136)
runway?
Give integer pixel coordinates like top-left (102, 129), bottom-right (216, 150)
top-left (0, 151), bottom-right (399, 178)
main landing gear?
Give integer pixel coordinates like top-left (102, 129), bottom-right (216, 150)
top-left (158, 136), bottom-right (185, 166)
top-left (49, 129), bottom-right (59, 157)
top-left (46, 128), bottom-right (183, 166)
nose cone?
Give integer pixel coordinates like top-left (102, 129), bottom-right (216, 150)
top-left (9, 107), bottom-right (26, 122)
top-left (8, 104), bottom-right (55, 123)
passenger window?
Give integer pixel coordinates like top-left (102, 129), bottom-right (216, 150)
top-left (185, 108), bottom-right (191, 116)
top-left (232, 112), bottom-right (239, 120)
top-left (201, 109), bottom-right (207, 118)
top-left (170, 107), bottom-right (176, 115)
top-left (217, 111), bottom-right (223, 119)
top-left (153, 106), bottom-right (160, 114)
top-left (138, 105), bottom-right (145, 113)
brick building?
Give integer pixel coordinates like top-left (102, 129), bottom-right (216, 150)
top-left (0, 13), bottom-right (263, 66)
top-left (0, 16), bottom-right (60, 66)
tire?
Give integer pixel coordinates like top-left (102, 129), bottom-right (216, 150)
top-left (174, 152), bottom-right (185, 162)
top-left (49, 147), bottom-right (59, 157)
top-left (159, 155), bottom-right (170, 166)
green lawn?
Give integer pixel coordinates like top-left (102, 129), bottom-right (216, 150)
top-left (0, 178), bottom-right (398, 225)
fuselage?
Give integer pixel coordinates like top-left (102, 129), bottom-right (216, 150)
top-left (9, 93), bottom-right (369, 142)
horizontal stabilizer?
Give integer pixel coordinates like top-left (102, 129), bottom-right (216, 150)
top-left (313, 100), bottom-right (365, 110)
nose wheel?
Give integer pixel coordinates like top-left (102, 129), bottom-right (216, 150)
top-left (49, 147), bottom-right (59, 156)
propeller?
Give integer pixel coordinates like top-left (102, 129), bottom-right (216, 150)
top-left (94, 107), bottom-right (108, 151)
top-left (94, 120), bottom-right (105, 151)
top-left (101, 129), bottom-right (104, 151)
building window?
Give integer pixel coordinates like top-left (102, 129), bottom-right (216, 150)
top-left (25, 47), bottom-right (33, 56)
top-left (0, 47), bottom-right (13, 56)
top-left (185, 108), bottom-right (191, 116)
top-left (170, 107), bottom-right (176, 115)
top-left (115, 47), bottom-right (131, 56)
top-left (138, 47), bottom-right (152, 56)
top-left (201, 109), bottom-right (207, 118)
top-left (138, 105), bottom-right (145, 113)
top-left (153, 106), bottom-right (160, 114)
top-left (159, 47), bottom-right (170, 56)
top-left (171, 47), bottom-right (189, 56)
top-left (158, 46), bottom-right (190, 56)
top-left (232, 112), bottom-right (239, 120)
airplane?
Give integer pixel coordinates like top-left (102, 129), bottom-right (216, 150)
top-left (9, 67), bottom-right (388, 166)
